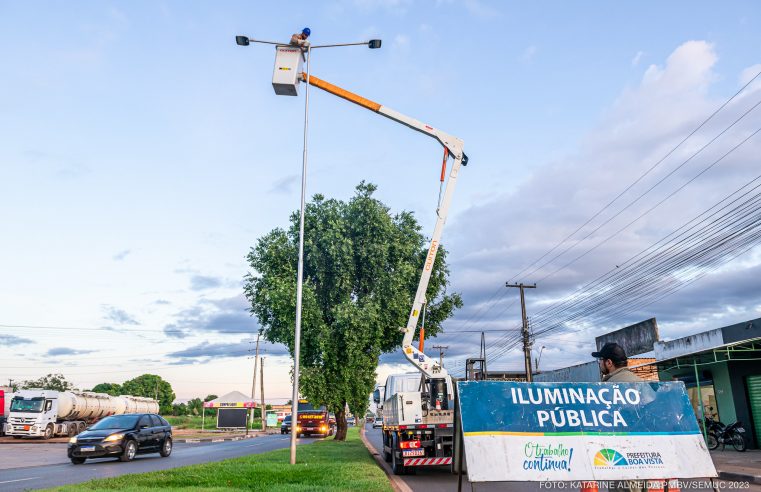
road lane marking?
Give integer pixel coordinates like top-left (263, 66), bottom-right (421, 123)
top-left (0, 477), bottom-right (40, 485)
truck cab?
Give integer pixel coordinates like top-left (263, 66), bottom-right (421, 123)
top-left (6, 390), bottom-right (59, 439)
top-left (295, 400), bottom-right (332, 438)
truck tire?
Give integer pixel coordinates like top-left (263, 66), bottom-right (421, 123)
top-left (119, 439), bottom-right (137, 462)
top-left (382, 432), bottom-right (392, 462)
top-left (43, 424), bottom-right (54, 440)
top-left (391, 434), bottom-right (407, 475)
top-left (78, 422), bottom-right (86, 434)
top-left (67, 424), bottom-right (77, 437)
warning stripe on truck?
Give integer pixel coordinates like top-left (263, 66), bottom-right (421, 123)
top-left (403, 457), bottom-right (452, 466)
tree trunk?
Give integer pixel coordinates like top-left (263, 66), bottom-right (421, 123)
top-left (334, 406), bottom-right (348, 441)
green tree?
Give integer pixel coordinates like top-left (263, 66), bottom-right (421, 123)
top-left (91, 383), bottom-right (122, 395)
top-left (21, 373), bottom-right (73, 392)
top-left (244, 182), bottom-right (461, 440)
top-left (187, 398), bottom-right (203, 416)
top-left (171, 403), bottom-right (188, 416)
top-left (121, 374), bottom-right (175, 412)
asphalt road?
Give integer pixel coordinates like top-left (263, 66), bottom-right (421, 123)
top-left (364, 425), bottom-right (760, 492)
top-left (0, 434), bottom-right (314, 491)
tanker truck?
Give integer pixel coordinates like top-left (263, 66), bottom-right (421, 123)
top-left (5, 389), bottom-right (159, 439)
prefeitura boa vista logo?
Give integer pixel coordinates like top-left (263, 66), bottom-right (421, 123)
top-left (593, 448), bottom-right (665, 468)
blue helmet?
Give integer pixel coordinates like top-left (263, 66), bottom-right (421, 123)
top-left (302, 27), bottom-right (311, 37)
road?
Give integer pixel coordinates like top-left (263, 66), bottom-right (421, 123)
top-left (0, 433), bottom-right (314, 491)
top-left (364, 425), bottom-right (760, 492)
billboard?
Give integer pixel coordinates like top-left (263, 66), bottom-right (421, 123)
top-left (596, 318), bottom-right (659, 357)
top-left (217, 408), bottom-right (248, 428)
top-left (457, 381), bottom-right (716, 482)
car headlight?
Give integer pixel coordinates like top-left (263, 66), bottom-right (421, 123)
top-left (69, 436), bottom-right (77, 444)
top-left (103, 433), bottom-right (125, 443)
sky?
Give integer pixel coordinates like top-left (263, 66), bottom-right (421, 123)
top-left (1, 1), bottom-right (761, 401)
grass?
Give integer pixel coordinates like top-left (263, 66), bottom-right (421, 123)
top-left (47, 427), bottom-right (391, 492)
top-left (163, 415), bottom-right (264, 430)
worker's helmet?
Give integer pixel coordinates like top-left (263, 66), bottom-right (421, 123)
top-left (302, 27), bottom-right (311, 37)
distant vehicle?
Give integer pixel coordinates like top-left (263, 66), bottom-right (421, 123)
top-left (295, 400), bottom-right (332, 438)
top-left (67, 413), bottom-right (172, 464)
top-left (6, 389), bottom-right (158, 439)
top-left (281, 415), bottom-right (292, 435)
top-left (372, 416), bottom-right (383, 429)
top-left (346, 416), bottom-right (356, 426)
top-left (0, 387), bottom-right (13, 436)
top-left (366, 414), bottom-right (375, 423)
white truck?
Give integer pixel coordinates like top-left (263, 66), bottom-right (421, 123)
top-left (5, 389), bottom-right (159, 439)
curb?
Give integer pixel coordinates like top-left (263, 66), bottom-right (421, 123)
top-left (175, 434), bottom-right (257, 443)
top-left (718, 471), bottom-right (761, 485)
top-left (359, 428), bottom-right (413, 492)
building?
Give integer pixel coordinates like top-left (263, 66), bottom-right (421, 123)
top-left (655, 318), bottom-right (761, 449)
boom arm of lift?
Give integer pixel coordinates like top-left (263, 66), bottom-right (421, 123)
top-left (301, 73), bottom-right (466, 379)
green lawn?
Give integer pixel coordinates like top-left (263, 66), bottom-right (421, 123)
top-left (47, 428), bottom-right (391, 492)
top-left (163, 415), bottom-right (263, 430)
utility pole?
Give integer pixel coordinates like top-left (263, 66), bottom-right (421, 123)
top-left (260, 357), bottom-right (266, 431)
top-left (8, 378), bottom-right (14, 389)
top-left (250, 333), bottom-right (261, 426)
top-left (432, 345), bottom-right (448, 366)
top-left (506, 282), bottom-right (536, 382)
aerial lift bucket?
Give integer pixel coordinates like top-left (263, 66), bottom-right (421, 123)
top-left (272, 45), bottom-right (304, 96)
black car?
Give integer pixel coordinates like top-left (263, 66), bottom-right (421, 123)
top-left (281, 415), bottom-right (292, 435)
top-left (68, 413), bottom-right (172, 464)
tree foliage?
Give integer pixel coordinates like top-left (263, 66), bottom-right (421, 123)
top-left (91, 383), bottom-right (122, 396)
top-left (21, 373), bottom-right (73, 392)
top-left (244, 182), bottom-right (461, 440)
top-left (121, 374), bottom-right (175, 412)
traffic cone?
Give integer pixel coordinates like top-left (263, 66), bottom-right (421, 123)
top-left (648, 479), bottom-right (666, 492)
top-left (581, 481), bottom-right (598, 492)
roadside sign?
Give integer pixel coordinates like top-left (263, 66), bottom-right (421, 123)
top-left (456, 381), bottom-right (717, 482)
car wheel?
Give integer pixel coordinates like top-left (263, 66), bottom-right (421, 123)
top-left (159, 437), bottom-right (172, 457)
top-left (43, 424), bottom-right (54, 440)
top-left (71, 457), bottom-right (86, 465)
top-left (119, 440), bottom-right (137, 462)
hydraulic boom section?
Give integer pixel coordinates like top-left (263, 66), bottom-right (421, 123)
top-left (300, 72), bottom-right (467, 380)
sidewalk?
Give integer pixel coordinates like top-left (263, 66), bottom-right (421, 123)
top-left (711, 449), bottom-right (761, 485)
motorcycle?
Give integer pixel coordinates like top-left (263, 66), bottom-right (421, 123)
top-left (706, 419), bottom-right (747, 452)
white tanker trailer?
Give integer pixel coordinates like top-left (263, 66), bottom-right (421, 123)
top-left (5, 389), bottom-right (159, 439)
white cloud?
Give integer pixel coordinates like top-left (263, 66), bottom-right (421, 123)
top-left (631, 50), bottom-right (644, 67)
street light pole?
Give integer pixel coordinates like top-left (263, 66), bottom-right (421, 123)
top-left (289, 43), bottom-right (311, 465)
top-left (235, 33), bottom-right (381, 465)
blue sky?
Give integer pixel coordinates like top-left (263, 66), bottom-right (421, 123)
top-left (1, 1), bottom-right (760, 400)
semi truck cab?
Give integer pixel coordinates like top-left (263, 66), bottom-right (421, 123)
top-left (7, 391), bottom-right (60, 438)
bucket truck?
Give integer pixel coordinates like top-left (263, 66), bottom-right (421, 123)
top-left (280, 57), bottom-right (466, 474)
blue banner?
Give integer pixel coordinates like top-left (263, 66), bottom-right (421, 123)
top-left (458, 381), bottom-right (699, 436)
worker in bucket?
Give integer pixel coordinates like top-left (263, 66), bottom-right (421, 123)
top-left (290, 27), bottom-right (311, 48)
top-left (592, 342), bottom-right (641, 382)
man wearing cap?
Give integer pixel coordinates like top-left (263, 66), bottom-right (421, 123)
top-left (592, 342), bottom-right (642, 382)
top-left (291, 28), bottom-right (311, 48)
top-left (593, 343), bottom-right (643, 492)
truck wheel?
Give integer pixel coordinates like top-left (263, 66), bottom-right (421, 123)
top-left (159, 437), bottom-right (172, 457)
top-left (78, 422), bottom-right (86, 434)
top-left (43, 424), bottom-right (54, 440)
top-left (391, 434), bottom-right (407, 475)
top-left (71, 457), bottom-right (86, 465)
top-left (67, 424), bottom-right (77, 437)
top-left (382, 432), bottom-right (392, 462)
top-left (119, 440), bottom-right (137, 462)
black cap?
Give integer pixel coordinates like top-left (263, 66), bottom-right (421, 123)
top-left (591, 342), bottom-right (627, 364)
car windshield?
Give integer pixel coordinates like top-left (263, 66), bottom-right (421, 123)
top-left (89, 415), bottom-right (140, 430)
top-left (10, 398), bottom-right (44, 413)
